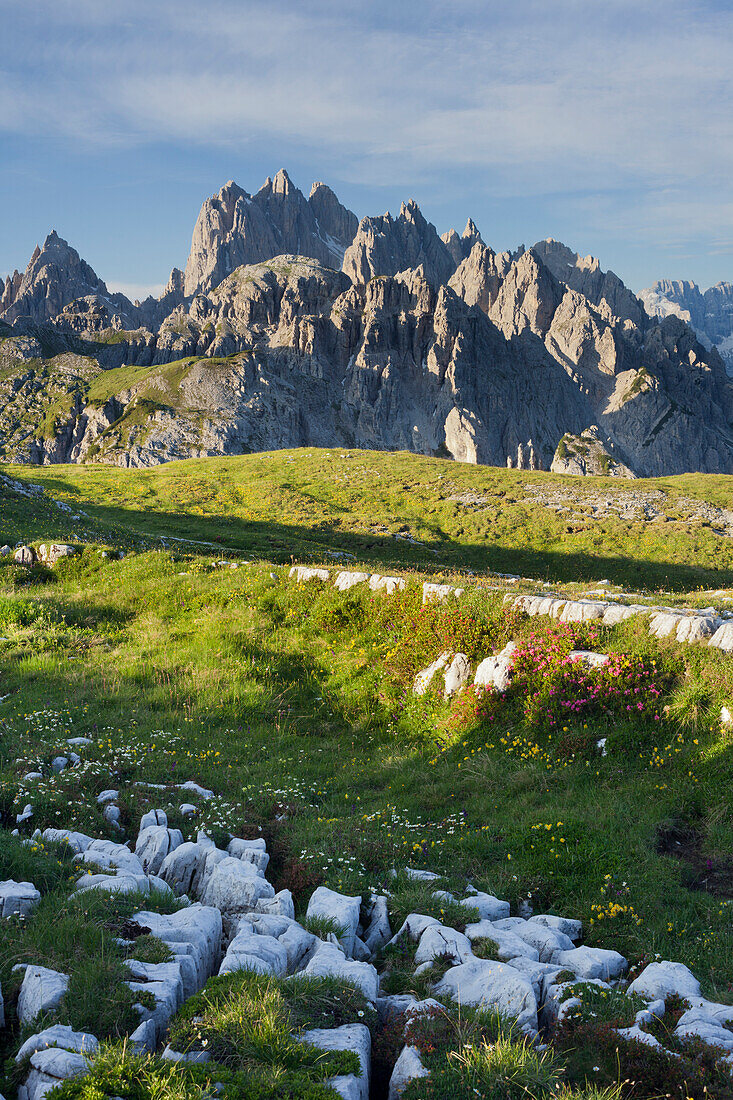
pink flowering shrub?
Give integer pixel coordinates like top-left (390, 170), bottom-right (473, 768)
top-left (510, 625), bottom-right (665, 731)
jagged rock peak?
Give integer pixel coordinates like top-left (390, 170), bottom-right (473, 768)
top-left (489, 249), bottom-right (564, 338)
top-left (0, 231), bottom-right (108, 324)
top-left (343, 199), bottom-right (456, 288)
top-left (442, 219), bottom-right (484, 267)
top-left (448, 242), bottom-right (503, 313)
top-left (184, 170), bottom-right (358, 297)
top-left (533, 238), bottom-right (645, 329)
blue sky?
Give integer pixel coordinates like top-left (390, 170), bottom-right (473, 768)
top-left (2, 0), bottom-right (732, 298)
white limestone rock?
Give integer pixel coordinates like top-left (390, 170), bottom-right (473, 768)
top-left (369, 575), bottom-right (405, 594)
top-left (301, 1023), bottom-right (371, 1100)
top-left (18, 966), bottom-right (69, 1025)
top-left (306, 886), bottom-right (361, 957)
top-left (159, 842), bottom-right (208, 896)
top-left (626, 960), bottom-right (701, 1001)
top-left (227, 837), bottom-right (270, 874)
top-left (41, 829), bottom-right (91, 853)
top-left (0, 879), bottom-right (40, 918)
top-left (363, 895), bottom-right (391, 954)
top-left (201, 856), bottom-right (275, 924)
top-left (135, 827), bottom-right (184, 876)
top-left (303, 942), bottom-right (378, 1002)
top-left (556, 945), bottom-right (627, 981)
top-left (140, 809), bottom-right (168, 830)
top-left (459, 891), bottom-right (510, 921)
top-left (289, 566), bottom-right (330, 583)
top-left (474, 643), bottom-right (517, 692)
top-left (219, 928), bottom-right (288, 977)
top-left (529, 914), bottom-right (582, 941)
top-left (443, 653), bottom-right (471, 697)
top-left (335, 571), bottom-right (370, 591)
top-left (414, 924), bottom-right (473, 968)
top-left (15, 1025), bottom-right (98, 1062)
top-left (464, 921), bottom-right (540, 962)
top-left (492, 918), bottom-right (574, 962)
top-left (435, 958), bottom-right (538, 1034)
top-left (81, 839), bottom-right (145, 876)
top-left (388, 1046), bottom-right (430, 1099)
top-left (413, 653), bottom-right (451, 695)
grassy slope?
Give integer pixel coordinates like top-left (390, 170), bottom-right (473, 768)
top-left (2, 449), bottom-right (733, 590)
top-left (1, 450), bottom-right (733, 1100)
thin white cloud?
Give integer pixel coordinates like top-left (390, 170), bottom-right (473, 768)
top-left (2, 0), bottom-right (732, 284)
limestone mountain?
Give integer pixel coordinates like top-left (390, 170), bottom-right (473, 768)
top-left (1, 170), bottom-right (732, 477)
top-left (640, 278), bottom-right (733, 374)
top-left (183, 170), bottom-right (358, 296)
top-left (441, 219), bottom-right (484, 267)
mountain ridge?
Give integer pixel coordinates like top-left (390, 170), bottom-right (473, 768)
top-left (1, 170), bottom-right (732, 478)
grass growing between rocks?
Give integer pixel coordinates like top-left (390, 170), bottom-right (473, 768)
top-left (0, 457), bottom-right (733, 1098)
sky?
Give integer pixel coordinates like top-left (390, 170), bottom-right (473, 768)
top-left (1, 0), bottom-right (732, 299)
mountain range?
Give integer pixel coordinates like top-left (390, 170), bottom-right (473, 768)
top-left (1, 169), bottom-right (732, 477)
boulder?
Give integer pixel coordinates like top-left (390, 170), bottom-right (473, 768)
top-left (18, 966), bottom-right (69, 1025)
top-left (435, 959), bottom-right (538, 1034)
top-left (15, 1025), bottom-right (98, 1062)
top-left (219, 928), bottom-right (288, 977)
top-left (363, 895), bottom-right (391, 954)
top-left (227, 837), bottom-right (269, 874)
top-left (369, 575), bottom-right (405, 594)
top-left (413, 652), bottom-right (451, 695)
top-left (474, 643), bottom-right (517, 692)
top-left (303, 942), bottom-right (378, 1002)
top-left (334, 571), bottom-right (370, 591)
top-left (464, 921), bottom-right (539, 962)
top-left (140, 809), bottom-right (168, 830)
top-left (135, 827), bottom-right (184, 876)
top-left (443, 654), bottom-right (471, 697)
top-left (306, 886), bottom-right (361, 957)
top-left (529, 914), bottom-right (582, 941)
top-left (132, 904), bottom-right (222, 987)
top-left (289, 566), bottom-right (330, 583)
top-left (492, 918), bottom-right (574, 962)
top-left (38, 545), bottom-right (75, 565)
top-left (459, 891), bottom-right (510, 921)
top-left (388, 1046), bottom-right (430, 1099)
top-left (301, 1023), bottom-right (371, 1100)
top-left (422, 583), bottom-right (463, 604)
top-left (626, 960), bottom-right (702, 1001)
top-left (414, 924), bottom-right (473, 968)
top-left (709, 622), bottom-right (733, 652)
top-left (201, 857), bottom-right (275, 924)
top-left (0, 879), bottom-right (41, 918)
top-left (159, 842), bottom-right (208, 896)
top-left (14, 546), bottom-right (35, 566)
top-left (41, 829), bottom-right (91, 853)
top-left (81, 839), bottom-right (145, 876)
top-left (556, 945), bottom-right (627, 981)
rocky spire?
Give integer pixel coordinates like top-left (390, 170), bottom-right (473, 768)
top-left (343, 200), bottom-right (456, 287)
top-left (1, 231), bottom-right (108, 324)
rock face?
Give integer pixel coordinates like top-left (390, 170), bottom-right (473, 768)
top-left (640, 278), bottom-right (733, 375)
top-left (533, 238), bottom-right (646, 328)
top-left (551, 427), bottom-right (636, 478)
top-left (1, 171), bottom-right (732, 477)
top-left (183, 170), bottom-right (357, 296)
top-left (342, 200), bottom-right (456, 288)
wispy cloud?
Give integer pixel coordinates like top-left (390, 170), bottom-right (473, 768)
top-left (2, 0), bottom-right (732, 286)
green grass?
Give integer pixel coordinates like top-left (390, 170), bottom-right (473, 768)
top-left (2, 449), bottom-right (733, 589)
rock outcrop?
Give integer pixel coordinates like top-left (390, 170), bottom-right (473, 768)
top-left (533, 238), bottom-right (646, 329)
